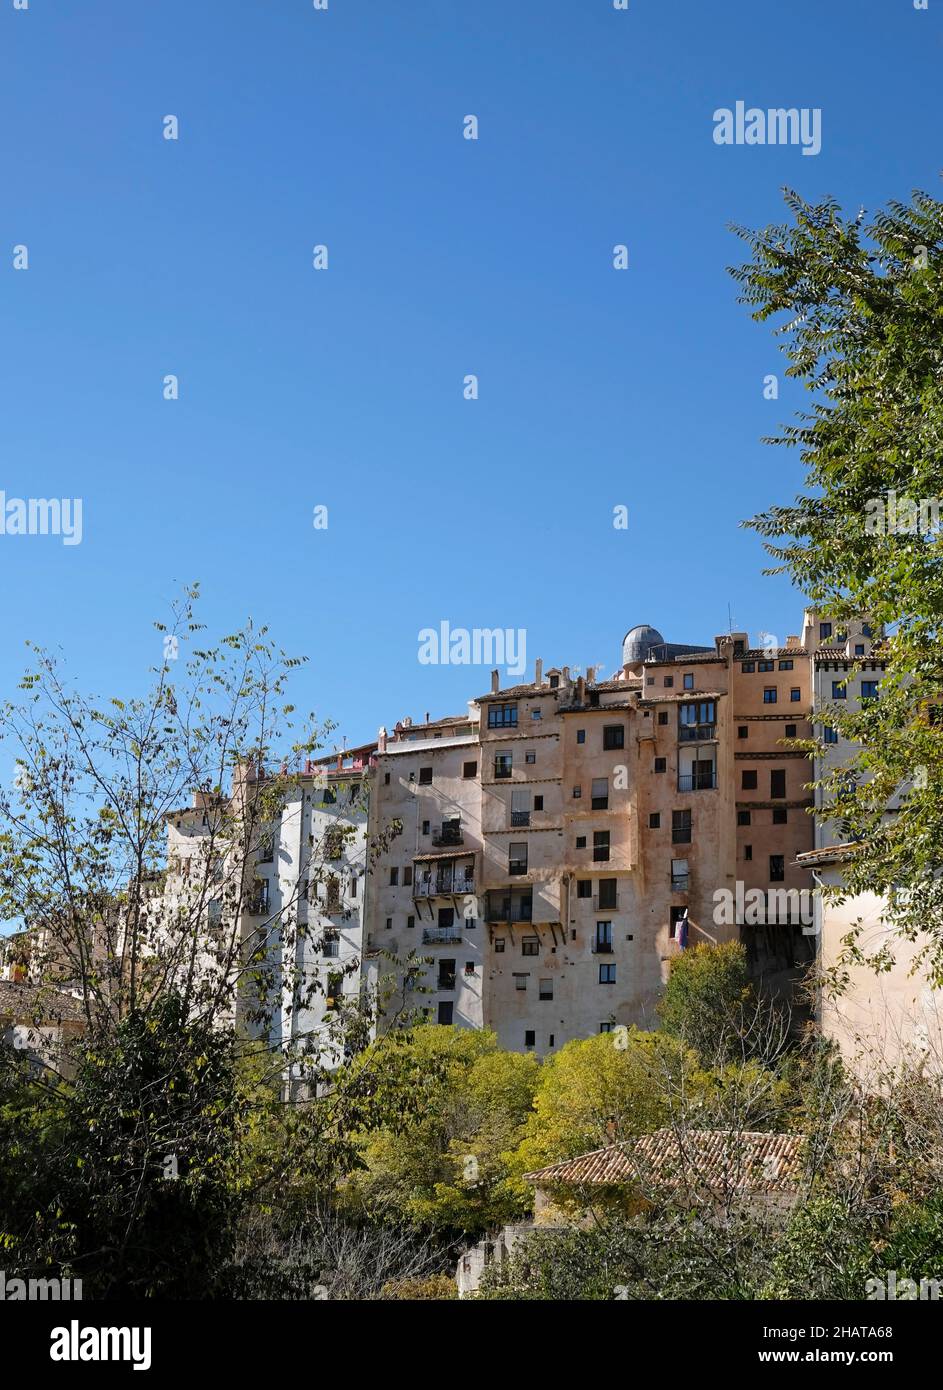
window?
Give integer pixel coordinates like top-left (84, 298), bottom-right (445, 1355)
top-left (738, 726), bottom-right (748, 739)
top-left (679, 700), bottom-right (716, 740)
top-left (591, 777), bottom-right (609, 810)
top-left (790, 688), bottom-right (801, 702)
top-left (575, 835), bottom-right (587, 849)
top-left (741, 661), bottom-right (755, 673)
top-left (349, 876), bottom-right (358, 898)
top-left (572, 785), bottom-right (582, 799)
top-left (576, 729), bottom-right (586, 744)
top-left (524, 1030), bottom-right (536, 1048)
top-left (770, 855), bottom-right (785, 883)
top-left (534, 794), bottom-right (544, 811)
top-left (593, 831), bottom-right (611, 863)
top-left (406, 914), bottom-right (415, 929)
top-left (763, 687), bottom-right (778, 704)
top-left (654, 757), bottom-right (666, 773)
top-left (671, 859), bottom-right (689, 891)
top-left (509, 842), bottom-right (528, 875)
top-left (419, 767), bottom-right (432, 785)
top-left (770, 769), bottom-right (786, 798)
top-left (494, 753), bottom-right (512, 778)
top-left (664, 676), bottom-right (674, 688)
top-left (832, 680), bottom-right (847, 700)
top-left (683, 673), bottom-right (694, 690)
top-left (785, 724), bottom-right (797, 738)
top-left (599, 1022), bottom-right (615, 1034)
top-left (488, 703), bottom-right (517, 728)
top-left (758, 660), bottom-right (774, 673)
top-left (862, 623), bottom-right (873, 638)
top-left (649, 812), bottom-right (661, 829)
top-left (494, 938), bottom-right (506, 953)
top-left (539, 979), bottom-right (553, 1000)
top-left (513, 974), bottom-right (528, 991)
top-left (577, 880), bottom-right (591, 898)
top-left (384, 772), bottom-right (390, 785)
top-left (861, 680), bottom-right (879, 701)
top-left (531, 708), bottom-right (542, 721)
top-left (742, 770), bottom-right (758, 790)
top-left (658, 711), bottom-right (668, 726)
top-left (385, 916), bottom-right (393, 930)
top-left (824, 726), bottom-right (839, 744)
top-left (772, 807), bottom-right (787, 825)
top-left (603, 725), bottom-right (625, 750)
top-left (422, 820), bottom-right (430, 835)
top-left (779, 659), bottom-right (794, 671)
top-left (595, 921), bottom-right (613, 951)
top-left (737, 810), bottom-right (751, 826)
top-left (744, 844), bottom-right (754, 861)
top-left (672, 809), bottom-right (692, 844)
top-left (511, 789), bottom-right (531, 826)
top-left (437, 959), bottom-right (456, 991)
top-left (598, 878), bottom-right (618, 909)
top-left (599, 963), bottom-right (616, 984)
top-left (820, 622), bottom-right (832, 640)
top-left (522, 938), bottom-right (539, 957)
top-left (438, 907), bottom-right (455, 928)
top-left (403, 866), bottom-right (413, 886)
top-left (437, 1001), bottom-right (454, 1025)
top-left (389, 867), bottom-right (399, 886)
top-left (250, 880), bottom-right (270, 914)
top-left (525, 750), bottom-right (536, 764)
top-left (463, 760), bottom-right (477, 778)
top-left (854, 643), bottom-right (865, 656)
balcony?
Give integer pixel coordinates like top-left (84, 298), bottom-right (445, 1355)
top-left (511, 810), bottom-right (530, 827)
top-left (437, 972), bottom-right (457, 991)
top-left (432, 824), bottom-right (464, 848)
top-left (422, 927), bottom-right (463, 945)
top-left (679, 724), bottom-right (716, 743)
top-left (413, 873), bottom-right (475, 899)
top-left (592, 940), bottom-right (614, 954)
top-left (677, 772), bottom-right (716, 792)
top-left (494, 764), bottom-right (513, 780)
top-left (486, 893), bottom-right (533, 924)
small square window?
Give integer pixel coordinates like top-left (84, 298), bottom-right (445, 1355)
top-left (779, 659), bottom-right (793, 671)
top-left (419, 767), bottom-right (433, 785)
top-left (824, 726), bottom-right (839, 745)
top-left (854, 643), bottom-right (865, 656)
top-left (738, 725), bottom-right (748, 739)
top-left (406, 914), bottom-right (415, 928)
top-left (664, 676), bottom-right (674, 688)
top-left (576, 729), bottom-right (586, 744)
top-left (742, 771), bottom-right (758, 790)
top-left (763, 687), bottom-right (778, 704)
top-left (790, 688), bottom-right (801, 702)
top-left (649, 812), bottom-right (661, 829)
top-left (385, 917), bottom-right (393, 930)
top-left (575, 835), bottom-right (587, 849)
top-left (463, 761), bottom-right (477, 778)
top-left (658, 711), bottom-right (668, 726)
top-left (525, 751), bottom-right (536, 764)
top-left (572, 786), bottom-right (582, 799)
top-left (603, 726), bottom-right (625, 750)
top-left (539, 979), bottom-right (553, 1001)
top-left (522, 938), bottom-right (539, 957)
top-left (683, 674), bottom-right (694, 690)
top-left (772, 807), bottom-right (787, 824)
top-left (534, 795), bottom-right (544, 811)
top-left (737, 810), bottom-right (751, 826)
top-left (576, 880), bottom-right (592, 898)
top-left (531, 709), bottom-right (542, 720)
top-left (785, 724), bottom-right (797, 738)
top-left (832, 681), bottom-right (847, 700)
top-left (494, 938), bottom-right (506, 953)
top-left (524, 1030), bottom-right (536, 1047)
top-left (599, 963), bottom-right (616, 984)
top-left (741, 661), bottom-right (755, 673)
top-left (820, 622), bottom-right (832, 640)
top-left (654, 758), bottom-right (666, 773)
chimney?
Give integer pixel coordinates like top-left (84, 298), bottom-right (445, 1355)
top-left (491, 669), bottom-right (500, 693)
top-left (535, 658), bottom-right (543, 686)
top-left (562, 665), bottom-right (570, 683)
top-left (587, 665), bottom-right (596, 683)
top-left (577, 675), bottom-right (586, 705)
top-left (377, 726), bottom-right (388, 754)
top-left (425, 711), bottom-right (430, 725)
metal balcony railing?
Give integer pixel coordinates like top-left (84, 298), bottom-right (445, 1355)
top-left (677, 772), bottom-right (716, 792)
top-left (494, 764), bottom-right (513, 779)
top-left (592, 940), bottom-right (614, 954)
top-left (422, 927), bottom-right (463, 945)
top-left (413, 875), bottom-right (475, 898)
top-left (511, 811), bottom-right (530, 827)
top-left (432, 825), bottom-right (464, 847)
top-left (679, 725), bottom-right (716, 743)
top-left (671, 875), bottom-right (690, 892)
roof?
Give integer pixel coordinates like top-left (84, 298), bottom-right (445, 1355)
top-left (0, 979), bottom-right (86, 1025)
top-left (524, 1129), bottom-right (804, 1196)
top-left (795, 842), bottom-right (860, 867)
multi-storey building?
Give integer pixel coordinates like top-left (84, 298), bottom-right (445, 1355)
top-left (367, 710), bottom-right (484, 1029)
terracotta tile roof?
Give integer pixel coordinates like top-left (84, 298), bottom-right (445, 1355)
top-left (524, 1129), bottom-right (804, 1195)
top-left (0, 979), bottom-right (86, 1024)
top-left (639, 690), bottom-right (725, 704)
top-left (795, 842), bottom-right (860, 867)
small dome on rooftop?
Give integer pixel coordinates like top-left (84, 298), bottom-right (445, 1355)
top-left (622, 624), bottom-right (665, 666)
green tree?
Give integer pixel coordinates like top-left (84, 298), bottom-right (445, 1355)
top-left (731, 187), bottom-right (943, 982)
top-left (657, 942), bottom-right (753, 1060)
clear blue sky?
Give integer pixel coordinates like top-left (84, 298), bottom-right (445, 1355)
top-left (1, 0), bottom-right (939, 750)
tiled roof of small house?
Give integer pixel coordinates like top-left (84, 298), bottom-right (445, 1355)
top-left (524, 1129), bottom-right (804, 1195)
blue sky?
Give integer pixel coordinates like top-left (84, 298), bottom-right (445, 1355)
top-left (1, 0), bottom-right (939, 752)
